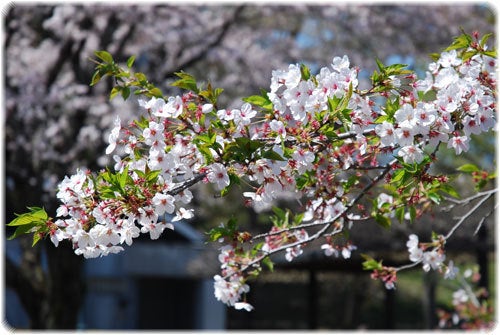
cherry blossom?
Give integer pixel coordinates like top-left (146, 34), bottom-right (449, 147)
top-left (341, 245), bottom-right (357, 259)
top-left (452, 289), bottom-right (469, 306)
top-left (398, 145), bottom-right (424, 164)
top-left (422, 250), bottom-right (446, 272)
top-left (447, 135), bottom-right (470, 155)
top-left (438, 50), bottom-right (462, 68)
top-left (269, 120), bottom-right (287, 143)
top-left (321, 243), bottom-right (339, 257)
top-left (406, 234), bottom-right (424, 263)
top-left (105, 116), bottom-right (122, 154)
top-left (443, 261), bottom-right (459, 280)
top-left (8, 30), bottom-right (497, 315)
top-left (207, 163), bottom-right (230, 190)
top-left (375, 122), bottom-right (396, 147)
top-left (234, 302), bottom-right (254, 312)
top-left (152, 192), bottom-right (176, 215)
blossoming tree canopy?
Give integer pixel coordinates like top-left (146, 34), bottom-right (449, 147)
top-left (8, 31), bottom-right (496, 313)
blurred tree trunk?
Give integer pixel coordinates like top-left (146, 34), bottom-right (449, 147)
top-left (422, 271), bottom-right (437, 329)
top-left (6, 239), bottom-right (84, 329)
top-left (476, 225), bottom-right (489, 298)
top-left (307, 270), bottom-right (317, 329)
top-left (384, 287), bottom-right (395, 329)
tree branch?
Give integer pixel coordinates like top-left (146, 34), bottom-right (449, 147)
top-left (163, 5), bottom-right (246, 79)
top-left (240, 159), bottom-right (395, 277)
top-left (392, 188), bottom-right (497, 274)
top-left (167, 173), bottom-right (207, 196)
top-left (5, 252), bottom-right (46, 328)
top-left (444, 189), bottom-right (497, 241)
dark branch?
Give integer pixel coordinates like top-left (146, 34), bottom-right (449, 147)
top-left (163, 5), bottom-right (246, 79)
top-left (168, 173), bottom-right (207, 196)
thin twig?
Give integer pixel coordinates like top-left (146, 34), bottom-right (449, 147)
top-left (394, 188), bottom-right (497, 274)
top-left (239, 159), bottom-right (395, 277)
top-left (442, 188), bottom-right (497, 209)
top-left (394, 261), bottom-right (421, 272)
top-left (473, 201), bottom-right (498, 236)
top-left (444, 190), bottom-right (496, 241)
top-left (168, 173), bottom-right (206, 196)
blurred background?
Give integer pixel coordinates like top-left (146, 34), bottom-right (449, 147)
top-left (3, 2), bottom-right (496, 330)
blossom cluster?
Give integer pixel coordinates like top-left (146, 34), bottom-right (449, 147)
top-left (213, 245), bottom-right (254, 311)
top-left (260, 227), bottom-right (310, 262)
top-left (438, 268), bottom-right (494, 330)
top-left (406, 234), bottom-right (446, 272)
top-left (321, 240), bottom-right (357, 259)
top-left (52, 95), bottom-right (227, 257)
top-left (36, 32), bottom-right (496, 311)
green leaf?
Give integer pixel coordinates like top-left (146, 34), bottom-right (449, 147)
top-left (483, 50), bottom-right (496, 58)
top-left (375, 213), bottom-right (391, 229)
top-left (207, 227), bottom-right (228, 242)
top-left (32, 232), bottom-right (42, 247)
top-left (375, 58), bottom-right (385, 72)
top-left (95, 50), bottom-right (114, 63)
top-left (327, 96), bottom-right (342, 113)
top-left (340, 82), bottom-right (353, 110)
top-left (222, 143), bottom-right (246, 163)
top-left (457, 163), bottom-right (480, 173)
top-left (228, 172), bottom-right (240, 187)
top-left (479, 33), bottom-right (493, 48)
top-left (391, 169), bottom-right (406, 184)
top-left (445, 33), bottom-right (472, 51)
top-left (8, 208), bottom-right (47, 226)
top-left (200, 146), bottom-right (216, 164)
top-left (116, 71), bottom-right (131, 79)
top-left (409, 206), bottom-right (417, 223)
top-left (127, 55), bottom-right (136, 68)
top-left (110, 86), bottom-right (121, 100)
top-left (384, 97), bottom-right (400, 119)
top-left (296, 170), bottom-right (315, 190)
top-left (135, 72), bottom-right (147, 83)
top-left (461, 50), bottom-right (476, 62)
top-left (371, 70), bottom-right (380, 84)
top-left (262, 256), bottom-right (274, 272)
top-left (395, 206), bottom-right (405, 223)
top-left (318, 123), bottom-right (338, 139)
top-left (343, 174), bottom-right (359, 192)
top-left (171, 71), bottom-right (199, 93)
top-left (300, 63), bottom-right (311, 81)
top-left (121, 86), bottom-right (131, 100)
top-left (439, 184), bottom-right (460, 198)
top-left (148, 87), bottom-right (163, 98)
top-left (134, 115), bottom-right (150, 129)
top-left (429, 53), bottom-right (441, 62)
top-left (272, 207), bottom-right (287, 221)
top-left (146, 169), bottom-right (161, 183)
top-left (427, 192), bottom-right (442, 205)
top-left (220, 186), bottom-right (230, 197)
top-left (361, 254), bottom-right (383, 271)
top-left (226, 217), bottom-right (238, 231)
top-left (118, 166), bottom-right (130, 190)
top-left (7, 223), bottom-right (37, 240)
top-left (90, 71), bottom-right (102, 86)
top-left (195, 133), bottom-right (216, 145)
top-left (261, 149), bottom-right (285, 161)
top-left (242, 93), bottom-right (273, 110)
top-left (30, 207), bottom-right (48, 220)
top-left (293, 212), bottom-right (305, 226)
top-left (417, 90), bottom-right (437, 102)
top-left (385, 63), bottom-right (410, 76)
top-left (99, 187), bottom-right (119, 199)
top-left (475, 179), bottom-right (487, 191)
